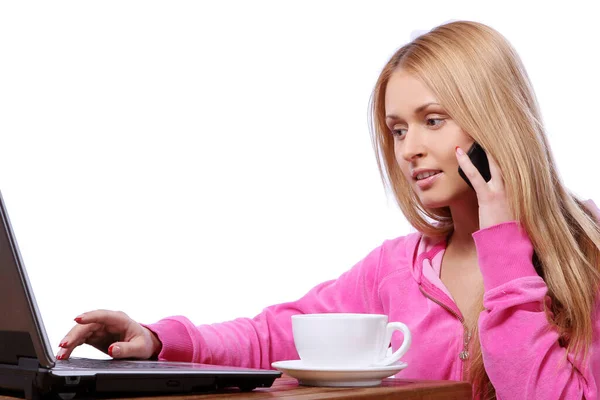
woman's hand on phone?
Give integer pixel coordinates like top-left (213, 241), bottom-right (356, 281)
top-left (455, 146), bottom-right (514, 230)
top-left (56, 310), bottom-right (162, 360)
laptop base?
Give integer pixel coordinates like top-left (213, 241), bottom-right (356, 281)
top-left (1, 361), bottom-right (279, 400)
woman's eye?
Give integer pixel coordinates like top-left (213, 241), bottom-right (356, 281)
top-left (426, 118), bottom-right (445, 127)
top-left (391, 128), bottom-right (407, 138)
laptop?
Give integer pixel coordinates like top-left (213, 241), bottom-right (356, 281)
top-left (0, 191), bottom-right (281, 399)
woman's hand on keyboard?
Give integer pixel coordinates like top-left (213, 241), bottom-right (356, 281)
top-left (56, 310), bottom-right (162, 360)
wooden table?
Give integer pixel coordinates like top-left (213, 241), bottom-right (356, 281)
top-left (123, 376), bottom-right (471, 399)
top-left (0, 376), bottom-right (472, 400)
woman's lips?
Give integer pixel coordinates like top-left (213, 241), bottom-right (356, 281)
top-left (415, 171), bottom-right (442, 190)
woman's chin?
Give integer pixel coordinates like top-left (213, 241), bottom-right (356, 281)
top-left (417, 195), bottom-right (449, 209)
top-left (417, 189), bottom-right (476, 210)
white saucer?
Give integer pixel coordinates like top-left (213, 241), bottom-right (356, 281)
top-left (271, 360), bottom-right (408, 387)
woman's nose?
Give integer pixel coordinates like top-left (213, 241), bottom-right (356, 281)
top-left (400, 131), bottom-right (427, 161)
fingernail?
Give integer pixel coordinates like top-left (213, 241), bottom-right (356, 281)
top-left (108, 345), bottom-right (121, 357)
top-left (59, 341), bottom-right (68, 348)
top-left (74, 317), bottom-right (83, 323)
top-left (456, 146), bottom-right (465, 156)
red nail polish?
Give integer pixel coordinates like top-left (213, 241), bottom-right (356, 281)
top-left (108, 344), bottom-right (114, 357)
top-left (74, 317), bottom-right (83, 323)
top-left (56, 354), bottom-right (62, 360)
top-left (59, 341), bottom-right (68, 348)
top-left (455, 146), bottom-right (459, 151)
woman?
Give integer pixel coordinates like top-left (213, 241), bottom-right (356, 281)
top-left (57, 20), bottom-right (600, 399)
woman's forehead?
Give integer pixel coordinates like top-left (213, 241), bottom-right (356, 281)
top-left (385, 73), bottom-right (441, 121)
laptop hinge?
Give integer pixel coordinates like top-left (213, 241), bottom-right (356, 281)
top-left (17, 357), bottom-right (47, 400)
top-left (18, 357), bottom-right (41, 370)
top-left (0, 331), bottom-right (38, 366)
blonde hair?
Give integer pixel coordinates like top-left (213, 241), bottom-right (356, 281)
top-left (369, 20), bottom-right (600, 399)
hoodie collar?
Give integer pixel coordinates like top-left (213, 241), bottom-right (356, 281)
top-left (411, 233), bottom-right (447, 285)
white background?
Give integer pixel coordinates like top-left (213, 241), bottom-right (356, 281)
top-left (0, 1), bottom-right (598, 359)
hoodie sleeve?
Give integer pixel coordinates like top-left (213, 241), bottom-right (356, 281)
top-left (141, 241), bottom-right (389, 369)
top-left (474, 218), bottom-right (600, 399)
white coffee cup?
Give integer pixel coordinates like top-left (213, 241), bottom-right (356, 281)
top-left (291, 313), bottom-right (411, 368)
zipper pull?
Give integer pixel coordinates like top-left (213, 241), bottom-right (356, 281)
top-left (459, 330), bottom-right (472, 360)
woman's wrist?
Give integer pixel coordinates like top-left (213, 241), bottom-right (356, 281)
top-left (145, 327), bottom-right (163, 360)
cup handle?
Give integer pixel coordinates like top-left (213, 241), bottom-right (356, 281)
top-left (371, 322), bottom-right (411, 366)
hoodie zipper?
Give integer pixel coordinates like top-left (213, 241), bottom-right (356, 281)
top-left (418, 285), bottom-right (472, 378)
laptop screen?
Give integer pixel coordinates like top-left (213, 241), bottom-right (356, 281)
top-left (0, 191), bottom-right (55, 368)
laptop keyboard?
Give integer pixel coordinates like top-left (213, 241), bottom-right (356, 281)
top-left (54, 357), bottom-right (259, 372)
top-left (56, 358), bottom-right (210, 370)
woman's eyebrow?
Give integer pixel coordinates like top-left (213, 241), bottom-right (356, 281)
top-left (385, 102), bottom-right (441, 121)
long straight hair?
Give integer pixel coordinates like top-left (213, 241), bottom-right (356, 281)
top-left (369, 20), bottom-right (600, 399)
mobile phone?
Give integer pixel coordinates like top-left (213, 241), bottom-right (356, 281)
top-left (458, 142), bottom-right (491, 189)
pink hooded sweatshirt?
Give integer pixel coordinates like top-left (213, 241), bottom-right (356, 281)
top-left (145, 201), bottom-right (600, 399)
